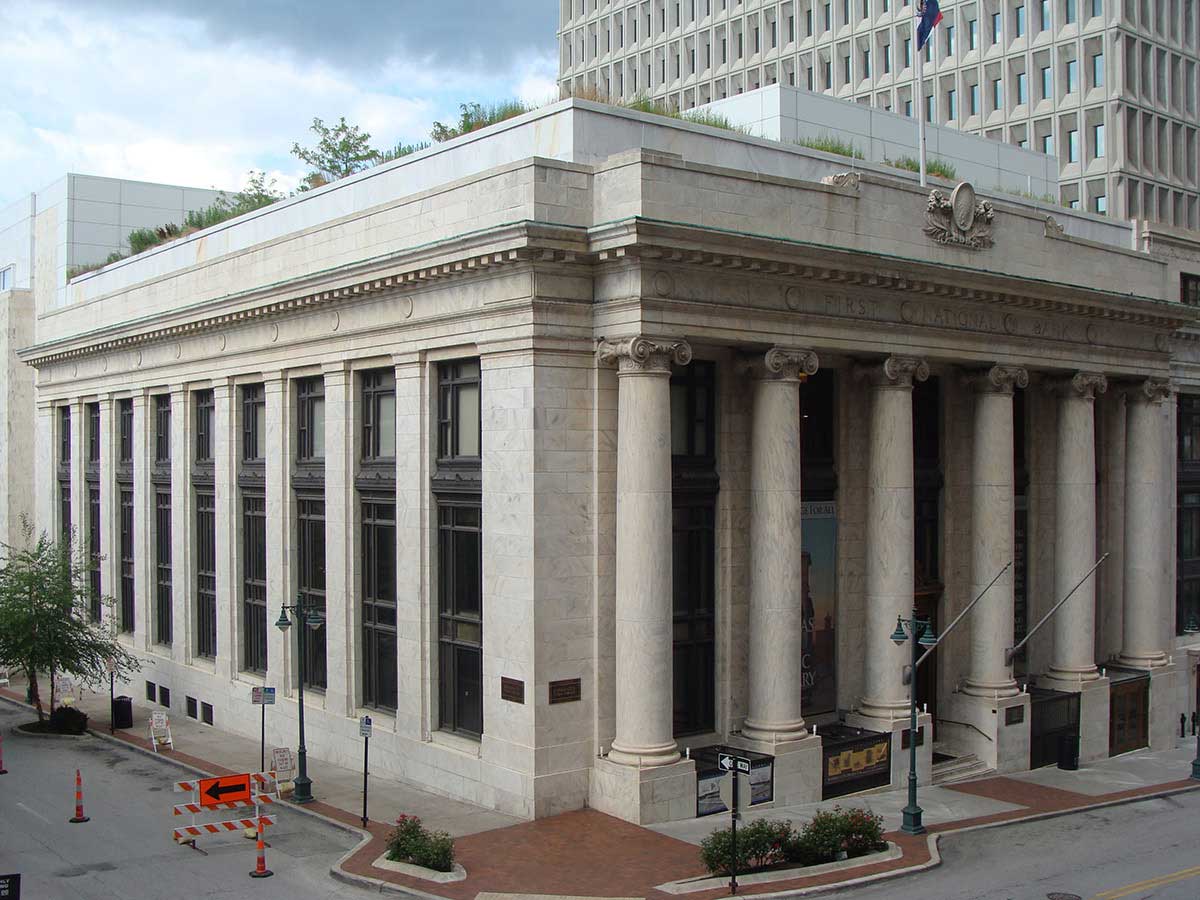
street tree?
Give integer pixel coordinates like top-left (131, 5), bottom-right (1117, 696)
top-left (0, 522), bottom-right (139, 722)
top-left (291, 116), bottom-right (382, 191)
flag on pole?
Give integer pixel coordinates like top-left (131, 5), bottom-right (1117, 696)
top-left (916, 0), bottom-right (943, 50)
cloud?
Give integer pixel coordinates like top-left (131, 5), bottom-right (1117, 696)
top-left (0, 0), bottom-right (558, 208)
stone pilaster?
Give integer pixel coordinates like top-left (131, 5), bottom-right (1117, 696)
top-left (263, 372), bottom-right (291, 692)
top-left (741, 347), bottom-right (819, 744)
top-left (98, 396), bottom-right (118, 632)
top-left (169, 386), bottom-right (191, 664)
top-left (1046, 372), bottom-right (1107, 688)
top-left (597, 335), bottom-right (691, 768)
top-left (857, 355), bottom-right (928, 722)
top-left (35, 401), bottom-right (55, 538)
top-left (961, 365), bottom-right (1026, 699)
top-left (323, 362), bottom-right (354, 716)
top-left (393, 354), bottom-right (426, 741)
top-left (213, 379), bottom-right (238, 680)
top-left (1120, 377), bottom-right (1172, 669)
top-left (69, 399), bottom-right (85, 549)
top-left (132, 392), bottom-right (152, 650)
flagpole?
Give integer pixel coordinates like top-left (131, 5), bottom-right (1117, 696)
top-left (915, 25), bottom-right (928, 187)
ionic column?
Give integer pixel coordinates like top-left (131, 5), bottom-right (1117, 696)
top-left (1048, 372), bottom-right (1107, 686)
top-left (1120, 377), bottom-right (1172, 668)
top-left (598, 335), bottom-right (691, 767)
top-left (742, 347), bottom-right (820, 744)
top-left (858, 355), bottom-right (929, 721)
top-left (962, 366), bottom-right (1027, 698)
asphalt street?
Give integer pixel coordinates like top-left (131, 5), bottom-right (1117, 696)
top-left (0, 703), bottom-right (367, 900)
top-left (849, 788), bottom-right (1200, 900)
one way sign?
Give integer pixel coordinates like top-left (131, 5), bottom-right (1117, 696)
top-left (198, 774), bottom-right (252, 807)
top-left (717, 752), bottom-right (752, 775)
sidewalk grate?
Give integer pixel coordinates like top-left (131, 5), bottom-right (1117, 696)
top-left (1046, 893), bottom-right (1082, 900)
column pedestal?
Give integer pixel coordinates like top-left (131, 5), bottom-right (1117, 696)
top-left (1078, 676), bottom-right (1112, 764)
top-left (844, 710), bottom-right (933, 789)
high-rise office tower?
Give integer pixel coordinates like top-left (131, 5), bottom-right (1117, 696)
top-left (558, 0), bottom-right (1200, 227)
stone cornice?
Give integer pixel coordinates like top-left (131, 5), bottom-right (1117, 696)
top-left (591, 218), bottom-right (1197, 332)
top-left (22, 221), bottom-right (586, 368)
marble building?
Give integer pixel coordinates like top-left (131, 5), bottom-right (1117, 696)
top-left (16, 98), bottom-right (1200, 825)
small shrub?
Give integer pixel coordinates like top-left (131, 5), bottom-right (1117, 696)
top-left (886, 155), bottom-right (957, 179)
top-left (386, 814), bottom-right (456, 873)
top-left (48, 705), bottom-right (89, 735)
top-left (840, 806), bottom-right (887, 858)
top-left (796, 133), bottom-right (865, 159)
top-left (740, 818), bottom-right (792, 870)
top-left (699, 823), bottom-right (754, 875)
top-left (790, 808), bottom-right (844, 864)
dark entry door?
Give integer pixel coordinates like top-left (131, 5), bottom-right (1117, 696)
top-left (1109, 676), bottom-right (1149, 756)
top-left (672, 500), bottom-right (715, 735)
top-left (1029, 689), bottom-right (1080, 769)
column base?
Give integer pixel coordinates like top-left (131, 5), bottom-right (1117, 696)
top-left (959, 677), bottom-right (1021, 701)
top-left (740, 719), bottom-right (810, 745)
top-left (855, 696), bottom-right (910, 724)
top-left (846, 712), bottom-right (933, 789)
top-left (943, 691), bottom-right (1031, 773)
top-left (588, 756), bottom-right (696, 825)
top-left (1042, 664), bottom-right (1101, 690)
top-left (730, 733), bottom-right (823, 807)
top-left (606, 739), bottom-right (681, 768)
top-left (1117, 650), bottom-right (1169, 670)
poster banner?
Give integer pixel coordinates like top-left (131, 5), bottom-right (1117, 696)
top-left (802, 500), bottom-right (837, 717)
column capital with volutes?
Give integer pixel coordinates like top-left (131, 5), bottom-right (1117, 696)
top-left (1124, 377), bottom-right (1173, 405)
top-left (855, 355), bottom-right (930, 389)
top-left (597, 335), bottom-right (692, 375)
top-left (1046, 371), bottom-right (1108, 400)
top-left (963, 364), bottom-right (1029, 394)
top-left (741, 346), bottom-right (820, 382)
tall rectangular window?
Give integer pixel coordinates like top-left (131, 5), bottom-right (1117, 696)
top-left (361, 370), bottom-right (397, 460)
top-left (88, 487), bottom-right (101, 621)
top-left (1017, 71), bottom-right (1029, 103)
top-left (1092, 52), bottom-right (1104, 87)
top-left (945, 24), bottom-right (955, 54)
top-left (949, 87), bottom-right (960, 119)
top-left (1066, 58), bottom-right (1078, 92)
top-left (904, 37), bottom-right (912, 67)
top-left (1178, 394), bottom-right (1200, 633)
top-left (87, 403), bottom-right (100, 465)
top-left (58, 406), bottom-right (71, 541)
top-left (1041, 65), bottom-right (1052, 98)
top-left (1068, 128), bottom-right (1079, 161)
top-left (437, 503), bottom-right (483, 736)
top-left (194, 390), bottom-right (214, 463)
top-left (993, 78), bottom-right (1003, 108)
top-left (437, 361), bottom-right (481, 461)
top-left (1015, 4), bottom-right (1026, 34)
top-left (992, 11), bottom-right (1002, 40)
top-left (1182, 274), bottom-right (1200, 306)
top-left (120, 490), bottom-right (134, 632)
top-left (362, 500), bottom-right (398, 711)
top-left (196, 492), bottom-right (217, 658)
top-left (155, 490), bottom-right (172, 645)
top-left (242, 495), bottom-right (268, 672)
top-left (968, 18), bottom-right (978, 48)
top-left (297, 497), bottom-right (327, 690)
top-left (296, 377), bottom-right (325, 461)
top-left (1040, 0), bottom-right (1051, 28)
top-left (155, 396), bottom-right (171, 463)
top-left (59, 406), bottom-right (71, 467)
top-left (242, 385), bottom-right (265, 461)
top-left (1065, 0), bottom-right (1076, 22)
top-left (119, 399), bottom-right (133, 464)
top-left (1094, 123), bottom-right (1105, 157)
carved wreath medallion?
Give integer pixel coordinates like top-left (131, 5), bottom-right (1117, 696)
top-left (924, 182), bottom-right (995, 250)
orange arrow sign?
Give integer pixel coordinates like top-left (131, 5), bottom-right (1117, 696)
top-left (198, 774), bottom-right (251, 808)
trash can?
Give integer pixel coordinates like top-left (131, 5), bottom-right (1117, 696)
top-left (112, 695), bottom-right (134, 730)
top-left (1057, 733), bottom-right (1080, 771)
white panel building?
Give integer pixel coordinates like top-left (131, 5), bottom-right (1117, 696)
top-left (557, 0), bottom-right (1200, 227)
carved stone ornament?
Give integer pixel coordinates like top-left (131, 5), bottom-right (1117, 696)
top-left (965, 365), bottom-right (1029, 394)
top-left (821, 172), bottom-right (861, 190)
top-left (596, 335), bottom-right (693, 374)
top-left (1136, 377), bottom-right (1173, 404)
top-left (924, 182), bottom-right (995, 249)
top-left (857, 355), bottom-right (930, 388)
top-left (1047, 371), bottom-right (1108, 399)
top-left (1044, 215), bottom-right (1066, 238)
top-left (743, 347), bottom-right (820, 382)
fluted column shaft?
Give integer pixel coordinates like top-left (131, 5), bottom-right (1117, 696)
top-left (1049, 372), bottom-right (1107, 685)
top-left (1120, 378), bottom-right (1171, 668)
top-left (743, 348), bottom-right (820, 743)
top-left (600, 336), bottom-right (691, 768)
top-left (963, 366), bottom-right (1026, 698)
top-left (859, 356), bottom-right (929, 721)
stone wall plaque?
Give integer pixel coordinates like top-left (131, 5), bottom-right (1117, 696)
top-left (500, 677), bottom-right (525, 704)
top-left (548, 678), bottom-right (582, 705)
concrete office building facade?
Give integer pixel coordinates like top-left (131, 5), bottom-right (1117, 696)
top-left (557, 0), bottom-right (1200, 227)
top-left (16, 100), bottom-right (1200, 825)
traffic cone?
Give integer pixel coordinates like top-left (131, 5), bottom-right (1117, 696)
top-left (248, 816), bottom-right (273, 878)
top-left (0, 730), bottom-right (7, 775)
top-left (69, 769), bottom-right (90, 823)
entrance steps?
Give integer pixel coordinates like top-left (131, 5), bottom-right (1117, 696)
top-left (930, 751), bottom-right (992, 785)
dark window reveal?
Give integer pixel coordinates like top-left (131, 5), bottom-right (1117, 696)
top-left (120, 490), bottom-right (134, 633)
top-left (155, 396), bottom-right (171, 463)
top-left (88, 487), bottom-right (101, 621)
top-left (242, 495), bottom-right (268, 672)
top-left (362, 500), bottom-right (398, 710)
top-left (1178, 394), bottom-right (1200, 633)
top-left (297, 496), bottom-right (327, 689)
top-left (296, 377), bottom-right (326, 461)
top-left (194, 390), bottom-right (214, 463)
top-left (437, 503), bottom-right (483, 736)
top-left (119, 399), bottom-right (134, 464)
top-left (155, 490), bottom-right (172, 645)
top-left (1182, 273), bottom-right (1200, 307)
top-left (361, 370), bottom-right (397, 460)
top-left (437, 361), bottom-right (481, 460)
top-left (242, 384), bottom-right (266, 462)
top-left (196, 492), bottom-right (217, 658)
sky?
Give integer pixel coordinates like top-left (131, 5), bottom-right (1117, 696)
top-left (0, 0), bottom-right (560, 208)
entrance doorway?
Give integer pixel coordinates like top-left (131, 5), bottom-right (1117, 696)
top-left (1109, 673), bottom-right (1149, 756)
top-left (1029, 688), bottom-right (1080, 768)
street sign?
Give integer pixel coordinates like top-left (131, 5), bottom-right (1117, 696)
top-left (271, 747), bottom-right (294, 779)
top-left (717, 771), bottom-right (752, 812)
top-left (359, 715), bottom-right (372, 738)
top-left (0, 873), bottom-right (20, 899)
top-left (198, 774), bottom-right (252, 808)
top-left (717, 752), bottom-right (752, 775)
top-left (251, 687), bottom-right (276, 705)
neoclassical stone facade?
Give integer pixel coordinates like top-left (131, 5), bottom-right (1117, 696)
top-left (16, 99), bottom-right (1200, 825)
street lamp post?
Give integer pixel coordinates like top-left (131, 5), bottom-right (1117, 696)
top-left (1186, 615), bottom-right (1200, 781)
top-left (891, 611), bottom-right (937, 835)
top-left (275, 593), bottom-right (324, 805)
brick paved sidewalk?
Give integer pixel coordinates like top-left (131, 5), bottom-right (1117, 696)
top-left (4, 683), bottom-right (1197, 899)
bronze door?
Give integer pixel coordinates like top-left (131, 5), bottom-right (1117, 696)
top-left (1109, 677), bottom-right (1149, 757)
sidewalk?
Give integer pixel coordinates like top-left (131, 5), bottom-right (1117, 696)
top-left (4, 676), bottom-right (1197, 900)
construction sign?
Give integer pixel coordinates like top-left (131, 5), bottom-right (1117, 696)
top-left (198, 774), bottom-right (252, 808)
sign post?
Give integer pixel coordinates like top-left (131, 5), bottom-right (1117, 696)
top-left (251, 687), bottom-right (276, 773)
top-left (717, 752), bottom-right (751, 895)
top-left (359, 715), bottom-right (372, 828)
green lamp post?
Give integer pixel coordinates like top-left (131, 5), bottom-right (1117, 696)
top-left (1186, 615), bottom-right (1200, 781)
top-left (275, 593), bottom-right (325, 805)
top-left (891, 611), bottom-right (938, 835)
